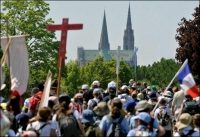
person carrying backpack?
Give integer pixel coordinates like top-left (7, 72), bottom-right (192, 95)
top-left (81, 109), bottom-right (102, 137)
top-left (99, 98), bottom-right (128, 137)
top-left (56, 94), bottom-right (85, 137)
top-left (26, 107), bottom-right (57, 137)
top-left (127, 112), bottom-right (157, 137)
top-left (154, 98), bottom-right (172, 137)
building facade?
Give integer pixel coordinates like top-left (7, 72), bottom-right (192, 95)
top-left (77, 5), bottom-right (137, 66)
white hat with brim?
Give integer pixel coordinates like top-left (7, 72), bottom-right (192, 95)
top-left (0, 84), bottom-right (6, 91)
top-left (175, 113), bottom-right (192, 131)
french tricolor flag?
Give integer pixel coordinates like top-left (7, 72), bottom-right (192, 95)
top-left (177, 60), bottom-right (200, 98)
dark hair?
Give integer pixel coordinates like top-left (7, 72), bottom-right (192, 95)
top-left (193, 114), bottom-right (200, 128)
top-left (38, 107), bottom-right (51, 122)
top-left (111, 98), bottom-right (122, 109)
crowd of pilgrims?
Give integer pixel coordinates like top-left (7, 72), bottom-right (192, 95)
top-left (0, 79), bottom-right (200, 137)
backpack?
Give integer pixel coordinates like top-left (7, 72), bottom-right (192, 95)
top-left (157, 107), bottom-right (170, 126)
top-left (183, 100), bottom-right (198, 115)
top-left (59, 114), bottom-right (81, 137)
top-left (85, 123), bottom-right (100, 137)
top-left (179, 129), bottom-right (195, 137)
top-left (106, 116), bottom-right (126, 137)
top-left (29, 93), bottom-right (42, 111)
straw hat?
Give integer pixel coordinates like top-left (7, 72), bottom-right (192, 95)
top-left (175, 113), bottom-right (192, 131)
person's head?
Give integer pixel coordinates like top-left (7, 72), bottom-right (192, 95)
top-left (129, 79), bottom-right (134, 86)
top-left (110, 98), bottom-right (122, 118)
top-left (185, 94), bottom-right (193, 101)
top-left (125, 101), bottom-right (136, 114)
top-left (81, 84), bottom-right (89, 93)
top-left (81, 109), bottom-right (95, 124)
top-left (92, 80), bottom-right (100, 89)
top-left (159, 98), bottom-right (167, 106)
top-left (192, 113), bottom-right (200, 128)
top-left (135, 100), bottom-right (152, 113)
top-left (107, 81), bottom-right (116, 99)
top-left (37, 81), bottom-right (45, 91)
top-left (175, 113), bottom-right (192, 131)
top-left (38, 107), bottom-right (51, 122)
top-left (58, 94), bottom-right (71, 110)
top-left (74, 93), bottom-right (83, 104)
top-left (31, 87), bottom-right (40, 96)
top-left (120, 85), bottom-right (129, 94)
top-left (134, 112), bottom-right (151, 127)
top-left (93, 101), bottom-right (109, 117)
top-left (93, 88), bottom-right (101, 98)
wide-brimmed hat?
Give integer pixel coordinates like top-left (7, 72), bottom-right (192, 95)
top-left (175, 113), bottom-right (192, 130)
top-left (93, 102), bottom-right (109, 116)
top-left (134, 112), bottom-right (151, 124)
top-left (135, 100), bottom-right (152, 112)
top-left (81, 109), bottom-right (95, 124)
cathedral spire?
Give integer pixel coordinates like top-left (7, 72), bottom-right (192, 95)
top-left (99, 10), bottom-right (110, 50)
top-left (123, 4), bottom-right (134, 50)
top-left (126, 3), bottom-right (132, 29)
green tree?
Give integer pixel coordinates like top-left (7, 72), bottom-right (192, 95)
top-left (61, 60), bottom-right (81, 97)
top-left (136, 58), bottom-right (180, 87)
top-left (175, 5), bottom-right (200, 84)
top-left (0, 0), bottom-right (58, 89)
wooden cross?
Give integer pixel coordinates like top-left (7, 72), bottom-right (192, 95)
top-left (47, 18), bottom-right (83, 96)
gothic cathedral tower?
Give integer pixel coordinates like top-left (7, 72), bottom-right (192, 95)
top-left (123, 4), bottom-right (135, 50)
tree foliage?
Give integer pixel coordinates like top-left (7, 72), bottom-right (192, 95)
top-left (0, 0), bottom-right (58, 89)
top-left (175, 5), bottom-right (200, 84)
top-left (136, 58), bottom-right (180, 87)
top-left (61, 56), bottom-right (133, 96)
top-left (60, 57), bottom-right (179, 96)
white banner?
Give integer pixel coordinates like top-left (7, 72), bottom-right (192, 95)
top-left (39, 71), bottom-right (52, 109)
top-left (1, 35), bottom-right (29, 95)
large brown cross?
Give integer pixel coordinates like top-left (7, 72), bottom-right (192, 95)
top-left (47, 18), bottom-right (83, 96)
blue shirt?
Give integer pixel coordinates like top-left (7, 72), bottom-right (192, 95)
top-left (99, 115), bottom-right (129, 136)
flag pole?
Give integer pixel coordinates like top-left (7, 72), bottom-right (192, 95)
top-left (116, 46), bottom-right (120, 90)
top-left (152, 59), bottom-right (188, 112)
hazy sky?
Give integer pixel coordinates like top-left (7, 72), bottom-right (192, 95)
top-left (47, 1), bottom-right (198, 66)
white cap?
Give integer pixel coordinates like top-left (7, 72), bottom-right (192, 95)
top-left (81, 84), bottom-right (89, 90)
top-left (108, 81), bottom-right (116, 89)
top-left (92, 80), bottom-right (100, 87)
top-left (121, 85), bottom-right (128, 90)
